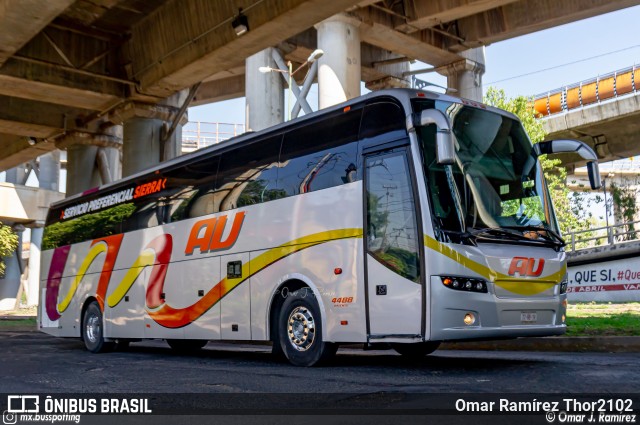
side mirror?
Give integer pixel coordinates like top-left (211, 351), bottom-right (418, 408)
top-left (414, 109), bottom-right (454, 165)
top-left (535, 139), bottom-right (602, 190)
top-left (586, 161), bottom-right (601, 190)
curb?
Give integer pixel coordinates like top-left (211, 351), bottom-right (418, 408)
top-left (440, 336), bottom-right (640, 353)
top-left (0, 315), bottom-right (35, 321)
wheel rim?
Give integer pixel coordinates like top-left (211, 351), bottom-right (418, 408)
top-left (287, 306), bottom-right (316, 351)
top-left (86, 312), bottom-right (100, 343)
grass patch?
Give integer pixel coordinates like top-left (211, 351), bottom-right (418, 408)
top-left (566, 302), bottom-right (640, 336)
top-left (0, 317), bottom-right (37, 328)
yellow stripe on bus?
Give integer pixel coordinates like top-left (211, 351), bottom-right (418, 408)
top-left (106, 250), bottom-right (155, 308)
top-left (424, 234), bottom-right (565, 296)
top-left (57, 242), bottom-right (107, 313)
top-left (220, 228), bottom-right (364, 298)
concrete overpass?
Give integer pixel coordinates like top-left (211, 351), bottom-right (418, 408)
top-left (1, 0), bottom-right (638, 177)
top-left (536, 66), bottom-right (640, 169)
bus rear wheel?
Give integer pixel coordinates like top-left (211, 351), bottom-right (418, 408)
top-left (278, 289), bottom-right (336, 367)
top-left (82, 302), bottom-right (114, 353)
top-left (167, 339), bottom-right (208, 353)
top-left (392, 341), bottom-right (440, 359)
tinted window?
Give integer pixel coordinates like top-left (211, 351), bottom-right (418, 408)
top-left (42, 203), bottom-right (136, 250)
top-left (279, 109), bottom-right (360, 196)
top-left (359, 100), bottom-right (407, 141)
top-left (216, 136), bottom-right (283, 211)
top-left (169, 156), bottom-right (220, 219)
top-left (365, 149), bottom-right (420, 282)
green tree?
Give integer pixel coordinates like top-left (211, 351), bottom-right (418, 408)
top-left (0, 222), bottom-right (18, 278)
top-left (484, 87), bottom-right (596, 236)
top-left (610, 182), bottom-right (638, 240)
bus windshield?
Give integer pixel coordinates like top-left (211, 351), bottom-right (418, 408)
top-left (414, 100), bottom-right (561, 245)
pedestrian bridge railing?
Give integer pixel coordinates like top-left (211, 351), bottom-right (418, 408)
top-left (565, 219), bottom-right (640, 252)
top-left (182, 121), bottom-right (245, 152)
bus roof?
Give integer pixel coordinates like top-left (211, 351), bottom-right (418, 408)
top-left (51, 88), bottom-right (516, 210)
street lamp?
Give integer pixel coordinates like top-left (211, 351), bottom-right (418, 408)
top-left (259, 49), bottom-right (324, 120)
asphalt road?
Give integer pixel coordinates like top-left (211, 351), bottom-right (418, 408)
top-left (2, 328), bottom-right (639, 393)
top-left (1, 328), bottom-right (639, 424)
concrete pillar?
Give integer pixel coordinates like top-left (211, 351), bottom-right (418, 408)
top-left (439, 47), bottom-right (485, 102)
top-left (23, 151), bottom-right (61, 307)
top-left (62, 125), bottom-right (122, 196)
top-left (245, 48), bottom-right (284, 131)
top-left (316, 14), bottom-right (361, 109)
top-left (66, 144), bottom-right (101, 196)
top-left (123, 118), bottom-right (165, 177)
top-left (97, 145), bottom-right (121, 183)
top-left (2, 171), bottom-right (26, 310)
top-left (26, 227), bottom-right (42, 307)
top-left (365, 61), bottom-right (411, 90)
top-left (38, 151), bottom-right (60, 192)
top-left (0, 225), bottom-right (22, 311)
top-left (121, 91), bottom-right (188, 177)
top-left (5, 165), bottom-right (28, 186)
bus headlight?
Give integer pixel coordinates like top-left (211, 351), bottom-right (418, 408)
top-left (440, 276), bottom-right (488, 293)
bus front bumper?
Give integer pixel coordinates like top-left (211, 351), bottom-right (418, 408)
top-left (429, 277), bottom-right (567, 342)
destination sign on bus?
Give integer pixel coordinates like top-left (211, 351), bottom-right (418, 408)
top-left (60, 178), bottom-right (167, 220)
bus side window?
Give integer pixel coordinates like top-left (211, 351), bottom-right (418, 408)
top-left (164, 155), bottom-right (220, 220)
top-left (359, 100), bottom-right (407, 141)
top-left (217, 135), bottom-right (283, 212)
top-left (279, 109), bottom-right (361, 197)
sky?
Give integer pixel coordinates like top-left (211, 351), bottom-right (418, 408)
top-left (188, 4), bottom-right (640, 125)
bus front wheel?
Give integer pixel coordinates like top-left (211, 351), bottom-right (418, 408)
top-left (278, 289), bottom-right (336, 367)
top-left (82, 302), bottom-right (114, 353)
top-left (392, 341), bottom-right (440, 359)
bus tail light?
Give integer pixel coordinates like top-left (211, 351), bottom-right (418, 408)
top-left (440, 276), bottom-right (487, 293)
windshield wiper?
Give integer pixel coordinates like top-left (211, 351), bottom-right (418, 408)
top-left (438, 226), bottom-right (565, 249)
top-left (468, 227), bottom-right (530, 242)
top-left (503, 225), bottom-right (566, 247)
top-left (437, 229), bottom-right (476, 245)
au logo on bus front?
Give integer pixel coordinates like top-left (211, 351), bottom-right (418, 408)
top-left (508, 257), bottom-right (545, 277)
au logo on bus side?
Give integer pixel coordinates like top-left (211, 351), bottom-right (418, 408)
top-left (184, 212), bottom-right (247, 255)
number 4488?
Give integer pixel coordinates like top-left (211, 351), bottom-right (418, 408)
top-left (332, 297), bottom-right (354, 304)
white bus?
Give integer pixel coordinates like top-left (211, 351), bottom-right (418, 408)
top-left (39, 89), bottom-right (601, 366)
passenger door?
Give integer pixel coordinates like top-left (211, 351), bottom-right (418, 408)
top-left (364, 148), bottom-right (423, 338)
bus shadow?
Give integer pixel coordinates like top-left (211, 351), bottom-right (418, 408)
top-left (115, 342), bottom-right (544, 371)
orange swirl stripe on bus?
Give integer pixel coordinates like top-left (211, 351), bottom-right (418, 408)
top-left (55, 234), bottom-right (125, 315)
top-left (424, 235), bottom-right (565, 296)
top-left (54, 228), bottom-right (363, 328)
top-left (146, 228), bottom-right (363, 328)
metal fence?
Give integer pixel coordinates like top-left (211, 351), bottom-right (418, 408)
top-left (182, 121), bottom-right (245, 152)
top-left (565, 219), bottom-right (640, 252)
